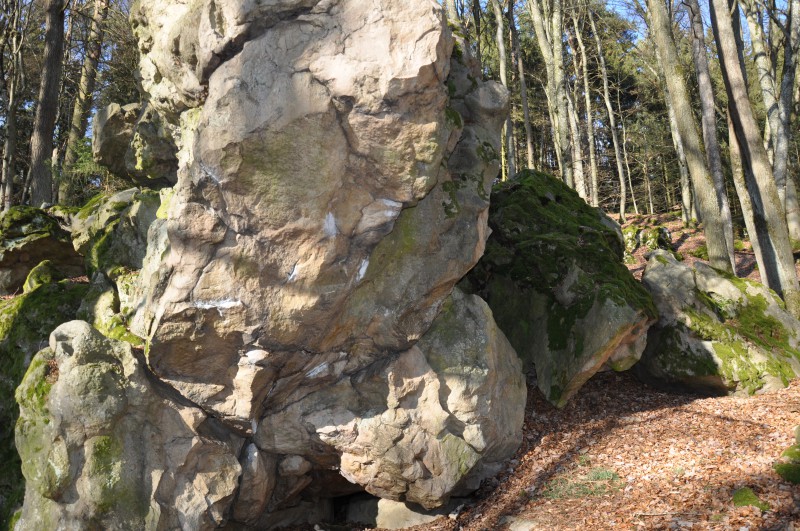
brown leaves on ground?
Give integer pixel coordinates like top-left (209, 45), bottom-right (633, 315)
top-left (410, 372), bottom-right (800, 531)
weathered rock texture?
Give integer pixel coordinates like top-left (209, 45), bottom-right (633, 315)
top-left (15, 321), bottom-right (243, 530)
top-left (92, 102), bottom-right (178, 187)
top-left (14, 1), bottom-right (525, 528)
top-left (637, 251), bottom-right (800, 395)
top-left (132, 0), bottom-right (511, 430)
top-left (463, 170), bottom-right (657, 407)
top-left (0, 281), bottom-right (88, 527)
top-left (0, 207), bottom-right (84, 296)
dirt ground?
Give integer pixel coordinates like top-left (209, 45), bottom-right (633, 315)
top-left (404, 372), bottom-right (800, 531)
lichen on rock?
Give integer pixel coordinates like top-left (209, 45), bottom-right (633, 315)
top-left (0, 207), bottom-right (84, 296)
top-left (636, 250), bottom-right (800, 395)
top-left (14, 321), bottom-right (242, 530)
top-left (463, 170), bottom-right (657, 407)
top-left (0, 280), bottom-right (88, 527)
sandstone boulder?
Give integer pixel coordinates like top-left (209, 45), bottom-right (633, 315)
top-left (253, 288), bottom-right (524, 514)
top-left (0, 281), bottom-right (88, 526)
top-left (14, 1), bottom-right (526, 527)
top-left (132, 0), bottom-right (510, 431)
top-left (637, 250), bottom-right (800, 395)
top-left (14, 321), bottom-right (243, 530)
top-left (463, 170), bottom-right (657, 407)
top-left (71, 188), bottom-right (161, 276)
top-left (0, 207), bottom-right (84, 296)
top-left (92, 102), bottom-right (177, 186)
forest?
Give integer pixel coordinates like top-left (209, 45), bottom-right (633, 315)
top-left (2, 0), bottom-right (800, 529)
top-left (4, 0), bottom-right (800, 310)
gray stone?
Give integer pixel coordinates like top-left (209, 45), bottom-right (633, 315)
top-left (92, 102), bottom-right (177, 186)
top-left (14, 321), bottom-right (243, 530)
top-left (637, 250), bottom-right (800, 395)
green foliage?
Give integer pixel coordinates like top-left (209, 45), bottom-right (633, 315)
top-left (60, 138), bottom-right (130, 207)
top-left (689, 244), bottom-right (709, 260)
top-left (731, 487), bottom-right (770, 511)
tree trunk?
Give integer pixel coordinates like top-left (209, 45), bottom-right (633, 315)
top-left (589, 10), bottom-right (626, 221)
top-left (472, 0), bottom-right (482, 69)
top-left (511, 12), bottom-right (535, 170)
top-left (528, 0), bottom-right (572, 187)
top-left (665, 94), bottom-right (693, 225)
top-left (728, 111), bottom-right (762, 277)
top-left (711, 0), bottom-right (800, 314)
top-left (573, 14), bottom-right (599, 206)
top-left (687, 0), bottom-right (736, 267)
top-left (491, 0), bottom-right (515, 180)
top-left (60, 0), bottom-right (110, 202)
top-left (567, 84), bottom-right (587, 199)
top-left (648, 0), bottom-right (734, 272)
top-left (741, 0), bottom-right (800, 241)
top-left (27, 0), bottom-right (67, 206)
top-left (2, 51), bottom-right (20, 211)
top-left (620, 104), bottom-right (639, 215)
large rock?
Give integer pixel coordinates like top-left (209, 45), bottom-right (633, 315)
top-left (463, 170), bottom-right (657, 407)
top-left (14, 321), bottom-right (243, 530)
top-left (0, 281), bottom-right (88, 527)
top-left (92, 102), bottom-right (178, 187)
top-left (70, 189), bottom-right (162, 344)
top-left (14, 1), bottom-right (525, 527)
top-left (253, 289), bottom-right (525, 513)
top-left (0, 207), bottom-right (84, 296)
top-left (637, 250), bottom-right (800, 395)
top-left (132, 0), bottom-right (509, 429)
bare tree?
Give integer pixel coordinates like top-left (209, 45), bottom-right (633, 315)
top-left (710, 0), bottom-right (800, 315)
top-left (27, 0), bottom-right (68, 206)
top-left (59, 0), bottom-right (110, 204)
top-left (647, 0), bottom-right (734, 272)
top-left (686, 0), bottom-right (735, 268)
top-left (588, 8), bottom-right (627, 220)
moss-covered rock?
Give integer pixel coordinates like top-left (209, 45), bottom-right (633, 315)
top-left (22, 260), bottom-right (66, 294)
top-left (0, 207), bottom-right (84, 295)
top-left (0, 280), bottom-right (89, 527)
top-left (637, 250), bottom-right (800, 395)
top-left (14, 321), bottom-right (242, 529)
top-left (77, 273), bottom-right (144, 346)
top-left (71, 188), bottom-right (161, 277)
top-left (463, 170), bottom-right (657, 407)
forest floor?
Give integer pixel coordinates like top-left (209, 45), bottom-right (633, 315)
top-left (621, 212), bottom-right (767, 282)
top-left (334, 213), bottom-right (800, 531)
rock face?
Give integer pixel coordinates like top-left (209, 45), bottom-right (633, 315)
top-left (14, 1), bottom-right (525, 528)
top-left (132, 0), bottom-right (509, 429)
top-left (637, 251), bottom-right (800, 395)
top-left (253, 289), bottom-right (524, 515)
top-left (92, 102), bottom-right (177, 187)
top-left (0, 207), bottom-right (84, 296)
top-left (463, 170), bottom-right (658, 407)
top-left (0, 281), bottom-right (88, 527)
top-left (14, 321), bottom-right (242, 530)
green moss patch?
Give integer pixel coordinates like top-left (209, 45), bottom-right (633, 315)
top-left (732, 487), bottom-right (770, 511)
